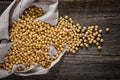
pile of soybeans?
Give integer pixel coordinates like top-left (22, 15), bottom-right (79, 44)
top-left (0, 6), bottom-right (109, 72)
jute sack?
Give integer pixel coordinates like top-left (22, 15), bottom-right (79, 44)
top-left (0, 0), bottom-right (68, 79)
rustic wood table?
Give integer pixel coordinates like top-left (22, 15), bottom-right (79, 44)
top-left (0, 0), bottom-right (120, 80)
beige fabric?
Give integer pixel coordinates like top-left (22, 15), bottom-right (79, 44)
top-left (0, 0), bottom-right (67, 79)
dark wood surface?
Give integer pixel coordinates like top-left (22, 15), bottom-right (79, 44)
top-left (0, 0), bottom-right (120, 80)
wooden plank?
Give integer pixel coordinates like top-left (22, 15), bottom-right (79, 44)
top-left (0, 0), bottom-right (120, 80)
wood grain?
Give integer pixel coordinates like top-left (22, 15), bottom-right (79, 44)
top-left (0, 0), bottom-right (120, 80)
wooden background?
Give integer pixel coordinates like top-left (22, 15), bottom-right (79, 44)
top-left (0, 0), bottom-right (120, 80)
